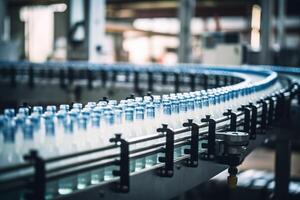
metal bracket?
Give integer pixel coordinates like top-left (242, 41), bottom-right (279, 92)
top-left (224, 76), bottom-right (228, 86)
top-left (183, 119), bottom-right (199, 167)
top-left (237, 105), bottom-right (251, 134)
top-left (174, 72), bottom-right (180, 93)
top-left (200, 115), bottom-right (216, 160)
top-left (266, 96), bottom-right (275, 125)
top-left (257, 99), bottom-right (268, 133)
top-left (24, 150), bottom-right (46, 200)
top-left (223, 109), bottom-right (237, 132)
top-left (110, 134), bottom-right (130, 193)
top-left (274, 93), bottom-right (285, 121)
top-left (157, 124), bottom-right (174, 177)
top-left (247, 103), bottom-right (258, 140)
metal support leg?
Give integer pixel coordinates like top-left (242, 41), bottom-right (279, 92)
top-left (10, 67), bottom-right (16, 87)
top-left (275, 133), bottom-right (291, 200)
top-left (134, 71), bottom-right (140, 94)
top-left (148, 71), bottom-right (153, 92)
top-left (59, 69), bottom-right (66, 89)
top-left (24, 150), bottom-right (46, 200)
top-left (28, 65), bottom-right (34, 88)
top-left (101, 69), bottom-right (107, 88)
top-left (190, 73), bottom-right (196, 91)
top-left (178, 0), bottom-right (195, 63)
top-left (174, 72), bottom-right (180, 93)
top-left (68, 67), bottom-right (74, 86)
top-left (274, 90), bottom-right (292, 200)
top-left (203, 74), bottom-right (208, 90)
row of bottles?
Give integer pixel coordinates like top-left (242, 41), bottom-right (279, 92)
top-left (0, 81), bottom-right (279, 198)
top-left (0, 82), bottom-right (278, 168)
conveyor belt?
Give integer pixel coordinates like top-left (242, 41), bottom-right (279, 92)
top-left (0, 61), bottom-right (299, 200)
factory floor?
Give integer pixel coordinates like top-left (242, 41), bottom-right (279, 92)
top-left (239, 147), bottom-right (300, 178)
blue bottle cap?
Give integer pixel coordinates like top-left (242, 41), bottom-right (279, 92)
top-left (4, 109), bottom-right (15, 118)
top-left (46, 105), bottom-right (57, 113)
top-left (18, 107), bottom-right (30, 116)
top-left (32, 106), bottom-right (43, 115)
top-left (59, 104), bottom-right (70, 111)
top-left (73, 103), bottom-right (83, 110)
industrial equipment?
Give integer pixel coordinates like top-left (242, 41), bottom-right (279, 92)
top-left (0, 62), bottom-right (299, 200)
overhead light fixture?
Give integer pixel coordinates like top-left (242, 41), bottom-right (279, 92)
top-left (250, 4), bottom-right (261, 50)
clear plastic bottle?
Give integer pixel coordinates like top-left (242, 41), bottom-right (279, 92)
top-left (145, 104), bottom-right (158, 167)
top-left (122, 107), bottom-right (136, 173)
top-left (76, 114), bottom-right (90, 190)
top-left (170, 97), bottom-right (181, 129)
top-left (103, 110), bottom-right (117, 180)
top-left (134, 106), bottom-right (146, 171)
top-left (21, 119), bottom-right (35, 156)
top-left (90, 112), bottom-right (104, 185)
top-left (0, 120), bottom-right (18, 167)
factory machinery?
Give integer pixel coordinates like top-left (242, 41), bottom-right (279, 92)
top-left (0, 61), bottom-right (299, 200)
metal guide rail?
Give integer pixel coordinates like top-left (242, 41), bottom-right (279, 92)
top-left (0, 82), bottom-right (299, 200)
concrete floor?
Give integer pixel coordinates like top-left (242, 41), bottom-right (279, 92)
top-left (239, 147), bottom-right (300, 178)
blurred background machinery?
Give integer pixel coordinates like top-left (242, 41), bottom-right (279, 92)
top-left (0, 0), bottom-right (299, 65)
